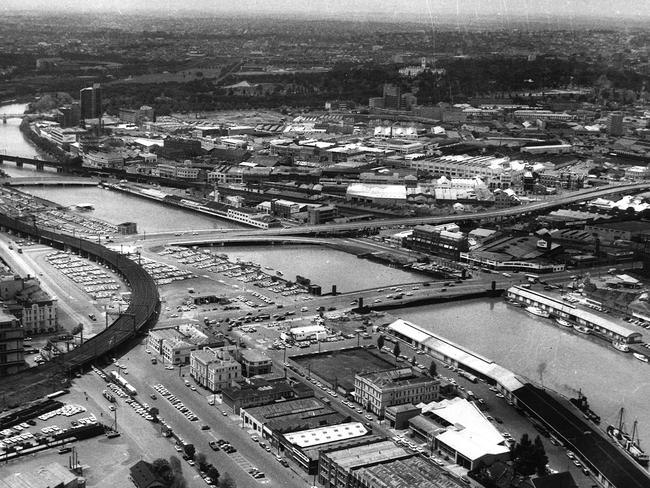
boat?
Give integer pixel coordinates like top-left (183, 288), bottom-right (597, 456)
top-left (569, 390), bottom-right (600, 424)
top-left (612, 341), bottom-right (630, 353)
top-left (633, 352), bottom-right (649, 363)
top-left (276, 271), bottom-right (284, 276)
top-left (264, 266), bottom-right (273, 270)
top-left (606, 408), bottom-right (650, 466)
top-left (555, 318), bottom-right (572, 328)
top-left (525, 306), bottom-right (550, 318)
top-left (573, 324), bottom-right (592, 335)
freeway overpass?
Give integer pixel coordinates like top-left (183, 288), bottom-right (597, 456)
top-left (127, 181), bottom-right (650, 245)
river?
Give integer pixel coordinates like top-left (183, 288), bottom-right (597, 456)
top-left (222, 244), bottom-right (425, 293)
top-left (399, 299), bottom-right (650, 446)
top-left (0, 103), bottom-right (58, 177)
top-left (3, 101), bottom-right (650, 452)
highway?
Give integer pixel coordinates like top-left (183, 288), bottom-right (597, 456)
top-left (118, 181), bottom-right (650, 245)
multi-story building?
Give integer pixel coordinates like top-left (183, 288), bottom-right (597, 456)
top-left (405, 224), bottom-right (469, 260)
top-left (81, 150), bottom-right (124, 169)
top-left (207, 165), bottom-right (244, 185)
top-left (608, 112), bottom-right (624, 136)
top-left (407, 155), bottom-right (511, 187)
top-left (156, 163), bottom-right (200, 180)
top-left (0, 275), bottom-right (58, 335)
top-left (190, 347), bottom-right (241, 392)
top-left (161, 337), bottom-right (196, 365)
top-left (80, 83), bottom-right (102, 120)
top-left (0, 310), bottom-right (24, 376)
top-left (308, 205), bottom-right (338, 225)
top-left (513, 110), bottom-right (574, 121)
top-left (237, 349), bottom-right (273, 377)
top-left (354, 367), bottom-right (440, 417)
top-left (382, 84), bottom-right (401, 110)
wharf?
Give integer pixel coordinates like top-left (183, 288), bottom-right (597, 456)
top-left (515, 384), bottom-right (650, 488)
top-left (103, 183), bottom-right (270, 229)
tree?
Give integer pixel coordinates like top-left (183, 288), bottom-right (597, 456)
top-left (429, 361), bottom-right (437, 377)
top-left (183, 443), bottom-right (195, 460)
top-left (220, 472), bottom-right (237, 488)
top-left (149, 406), bottom-right (159, 417)
top-left (377, 335), bottom-right (385, 350)
top-left (533, 435), bottom-right (549, 477)
top-left (152, 458), bottom-right (172, 480)
top-left (393, 341), bottom-right (401, 359)
top-left (207, 466), bottom-right (220, 483)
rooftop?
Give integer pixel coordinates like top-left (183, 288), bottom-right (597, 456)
top-left (284, 421), bottom-right (368, 448)
top-left (355, 455), bottom-right (465, 488)
top-left (325, 439), bottom-right (411, 471)
top-left (422, 398), bottom-right (509, 460)
top-left (508, 286), bottom-right (642, 340)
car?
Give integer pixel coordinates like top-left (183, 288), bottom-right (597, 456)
top-left (253, 473), bottom-right (265, 479)
top-left (280, 459), bottom-right (289, 467)
top-left (150, 394), bottom-right (157, 400)
top-left (201, 425), bottom-right (210, 430)
top-left (356, 408), bottom-right (363, 414)
top-left (209, 441), bottom-right (220, 451)
top-left (187, 460), bottom-right (195, 466)
top-left (566, 451), bottom-right (576, 460)
top-left (364, 414), bottom-right (373, 421)
top-left (58, 446), bottom-right (72, 454)
top-left (109, 405), bottom-right (116, 411)
top-left (175, 445), bottom-right (183, 452)
top-left (221, 410), bottom-right (228, 416)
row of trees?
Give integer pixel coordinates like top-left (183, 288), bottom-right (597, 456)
top-left (376, 334), bottom-right (438, 377)
top-left (151, 453), bottom-right (236, 488)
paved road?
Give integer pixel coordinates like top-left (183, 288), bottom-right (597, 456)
top-left (111, 341), bottom-right (309, 488)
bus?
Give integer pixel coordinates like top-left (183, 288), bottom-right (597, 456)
top-left (524, 273), bottom-right (540, 283)
top-left (458, 370), bottom-right (478, 383)
top-left (47, 389), bottom-right (69, 400)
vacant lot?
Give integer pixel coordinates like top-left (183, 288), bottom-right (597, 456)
top-left (291, 346), bottom-right (394, 393)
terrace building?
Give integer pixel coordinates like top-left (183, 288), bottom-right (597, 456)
top-left (190, 347), bottom-right (241, 392)
top-left (354, 367), bottom-right (440, 417)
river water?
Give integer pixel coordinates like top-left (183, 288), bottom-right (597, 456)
top-left (223, 245), bottom-right (424, 293)
top-left (0, 103), bottom-right (58, 177)
top-left (3, 102), bottom-right (650, 449)
top-left (399, 299), bottom-right (650, 446)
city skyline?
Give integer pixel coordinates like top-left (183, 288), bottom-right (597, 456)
top-left (3, 0), bottom-right (650, 21)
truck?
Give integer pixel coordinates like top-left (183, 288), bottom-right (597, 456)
top-left (102, 390), bottom-right (116, 402)
top-left (524, 273), bottom-right (540, 283)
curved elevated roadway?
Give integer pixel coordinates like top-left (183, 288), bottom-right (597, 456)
top-left (0, 213), bottom-right (159, 384)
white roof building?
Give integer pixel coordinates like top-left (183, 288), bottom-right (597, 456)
top-left (421, 397), bottom-right (509, 463)
top-left (387, 318), bottom-right (525, 399)
top-left (284, 422), bottom-right (368, 449)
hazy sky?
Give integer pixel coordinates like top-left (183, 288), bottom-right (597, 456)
top-left (3, 0), bottom-right (650, 21)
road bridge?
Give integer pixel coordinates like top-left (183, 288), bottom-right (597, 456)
top-left (0, 154), bottom-right (66, 172)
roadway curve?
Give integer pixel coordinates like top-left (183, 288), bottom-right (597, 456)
top-left (0, 213), bottom-right (159, 401)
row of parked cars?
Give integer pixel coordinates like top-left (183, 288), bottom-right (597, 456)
top-left (152, 384), bottom-right (199, 421)
top-left (209, 438), bottom-right (237, 454)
